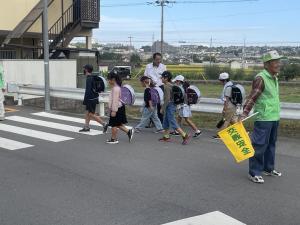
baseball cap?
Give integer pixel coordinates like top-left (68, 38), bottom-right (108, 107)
top-left (161, 71), bottom-right (173, 79)
top-left (262, 50), bottom-right (283, 63)
top-left (219, 72), bottom-right (230, 80)
top-left (172, 75), bottom-right (185, 83)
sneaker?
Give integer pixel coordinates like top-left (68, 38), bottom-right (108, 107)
top-left (182, 133), bottom-right (191, 145)
top-left (134, 128), bottom-right (141, 133)
top-left (127, 129), bottom-right (134, 143)
top-left (170, 131), bottom-right (180, 136)
top-left (154, 129), bottom-right (164, 134)
top-left (106, 139), bottom-right (119, 144)
top-left (103, 123), bottom-right (109, 134)
top-left (263, 170), bottom-right (282, 177)
top-left (159, 136), bottom-right (171, 142)
top-left (79, 127), bottom-right (90, 132)
top-left (193, 130), bottom-right (202, 138)
top-left (248, 174), bottom-right (264, 184)
top-left (212, 135), bottom-right (221, 139)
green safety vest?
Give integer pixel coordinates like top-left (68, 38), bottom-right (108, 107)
top-left (254, 69), bottom-right (280, 121)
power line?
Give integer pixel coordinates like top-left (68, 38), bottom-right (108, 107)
top-left (101, 0), bottom-right (258, 8)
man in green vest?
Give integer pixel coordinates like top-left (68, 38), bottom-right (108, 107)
top-left (240, 50), bottom-right (282, 184)
top-left (0, 64), bottom-right (5, 121)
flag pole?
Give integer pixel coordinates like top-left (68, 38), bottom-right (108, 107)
top-left (242, 112), bottom-right (259, 122)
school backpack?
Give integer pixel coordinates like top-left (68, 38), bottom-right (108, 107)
top-left (229, 83), bottom-right (246, 106)
top-left (186, 85), bottom-right (201, 105)
top-left (120, 84), bottom-right (135, 105)
top-left (149, 88), bottom-right (160, 106)
top-left (92, 75), bottom-right (107, 93)
top-left (172, 85), bottom-right (185, 105)
top-left (155, 86), bottom-right (164, 105)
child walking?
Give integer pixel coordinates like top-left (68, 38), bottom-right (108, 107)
top-left (106, 71), bottom-right (134, 144)
top-left (135, 76), bottom-right (164, 133)
top-left (159, 71), bottom-right (190, 145)
top-left (171, 75), bottom-right (202, 138)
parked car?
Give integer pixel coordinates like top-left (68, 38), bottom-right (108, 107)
top-left (111, 66), bottom-right (132, 80)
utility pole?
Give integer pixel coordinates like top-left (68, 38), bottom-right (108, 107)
top-left (128, 36), bottom-right (133, 53)
top-left (43, 0), bottom-right (50, 112)
top-left (242, 37), bottom-right (246, 69)
top-left (148, 0), bottom-right (176, 59)
top-left (152, 32), bottom-right (155, 54)
top-left (160, 2), bottom-right (164, 56)
top-left (209, 36), bottom-right (213, 67)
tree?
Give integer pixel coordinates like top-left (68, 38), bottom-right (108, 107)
top-left (204, 65), bottom-right (222, 80)
top-left (130, 54), bottom-right (142, 68)
top-left (280, 63), bottom-right (300, 81)
top-left (192, 54), bottom-right (202, 63)
top-left (203, 55), bottom-right (216, 63)
top-left (99, 53), bottom-right (122, 61)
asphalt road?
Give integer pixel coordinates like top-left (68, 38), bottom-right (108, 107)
top-left (0, 106), bottom-right (299, 225)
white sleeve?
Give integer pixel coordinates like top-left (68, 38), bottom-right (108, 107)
top-left (144, 65), bottom-right (149, 76)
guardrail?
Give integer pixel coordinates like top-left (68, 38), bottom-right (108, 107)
top-left (7, 83), bottom-right (300, 120)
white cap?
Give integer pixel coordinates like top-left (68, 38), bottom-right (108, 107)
top-left (172, 75), bottom-right (185, 83)
top-left (219, 72), bottom-right (230, 80)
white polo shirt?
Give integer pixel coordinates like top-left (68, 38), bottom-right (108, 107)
top-left (144, 63), bottom-right (166, 87)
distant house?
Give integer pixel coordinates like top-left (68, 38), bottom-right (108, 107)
top-left (230, 61), bottom-right (242, 69)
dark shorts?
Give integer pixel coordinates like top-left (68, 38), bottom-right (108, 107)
top-left (108, 105), bottom-right (128, 127)
top-left (84, 100), bottom-right (98, 114)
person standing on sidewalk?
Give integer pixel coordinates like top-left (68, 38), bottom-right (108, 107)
top-left (0, 63), bottom-right (6, 121)
top-left (240, 50), bottom-right (283, 184)
top-left (144, 52), bottom-right (166, 123)
top-left (79, 64), bottom-right (108, 133)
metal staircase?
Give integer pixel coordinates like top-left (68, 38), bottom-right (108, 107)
top-left (40, 0), bottom-right (99, 59)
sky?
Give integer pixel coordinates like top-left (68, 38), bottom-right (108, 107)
top-left (92, 0), bottom-right (300, 47)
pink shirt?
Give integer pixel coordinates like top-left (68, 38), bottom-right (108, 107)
top-left (109, 85), bottom-right (122, 112)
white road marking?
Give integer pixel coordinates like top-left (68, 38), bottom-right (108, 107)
top-left (32, 112), bottom-right (133, 129)
top-left (0, 124), bottom-right (73, 142)
top-left (6, 116), bottom-right (103, 136)
top-left (32, 112), bottom-right (101, 126)
top-left (0, 137), bottom-right (33, 150)
top-left (161, 211), bottom-right (246, 225)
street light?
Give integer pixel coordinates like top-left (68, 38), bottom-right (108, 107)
top-left (43, 0), bottom-right (50, 112)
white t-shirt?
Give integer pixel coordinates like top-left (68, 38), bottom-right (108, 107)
top-left (144, 63), bottom-right (166, 87)
top-left (222, 81), bottom-right (236, 109)
top-left (221, 81), bottom-right (234, 102)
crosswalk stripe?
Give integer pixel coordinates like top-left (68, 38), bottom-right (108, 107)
top-left (161, 211), bottom-right (246, 225)
top-left (32, 112), bottom-right (100, 126)
top-left (0, 137), bottom-right (33, 150)
top-left (0, 124), bottom-right (73, 142)
top-left (6, 116), bottom-right (103, 136)
top-left (32, 112), bottom-right (133, 130)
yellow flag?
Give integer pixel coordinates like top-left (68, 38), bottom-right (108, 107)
top-left (218, 121), bottom-right (255, 163)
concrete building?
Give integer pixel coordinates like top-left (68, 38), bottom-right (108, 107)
top-left (0, 0), bottom-right (100, 59)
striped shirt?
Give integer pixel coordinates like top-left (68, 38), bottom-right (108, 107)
top-left (242, 76), bottom-right (265, 116)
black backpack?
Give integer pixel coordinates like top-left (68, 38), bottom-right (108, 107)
top-left (230, 84), bottom-right (245, 106)
top-left (92, 75), bottom-right (107, 93)
top-left (172, 85), bottom-right (185, 105)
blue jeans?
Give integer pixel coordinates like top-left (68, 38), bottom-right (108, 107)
top-left (163, 103), bottom-right (179, 130)
top-left (249, 121), bottom-right (279, 176)
top-left (136, 107), bottom-right (163, 130)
